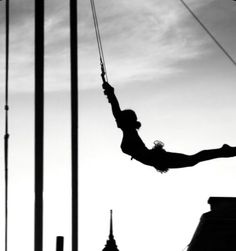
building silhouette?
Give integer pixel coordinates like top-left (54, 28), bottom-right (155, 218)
top-left (102, 210), bottom-right (119, 251)
top-left (187, 197), bottom-right (236, 251)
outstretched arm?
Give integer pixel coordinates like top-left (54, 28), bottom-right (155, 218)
top-left (102, 81), bottom-right (122, 124)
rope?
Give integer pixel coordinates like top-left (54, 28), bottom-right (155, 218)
top-left (4, 0), bottom-right (10, 251)
top-left (180, 0), bottom-right (236, 66)
top-left (90, 0), bottom-right (109, 82)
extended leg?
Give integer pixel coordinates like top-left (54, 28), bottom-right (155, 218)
top-left (191, 144), bottom-right (236, 165)
top-left (159, 144), bottom-right (236, 170)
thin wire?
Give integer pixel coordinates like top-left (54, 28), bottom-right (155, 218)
top-left (90, 0), bottom-right (109, 82)
top-left (180, 0), bottom-right (236, 66)
top-left (4, 0), bottom-right (10, 251)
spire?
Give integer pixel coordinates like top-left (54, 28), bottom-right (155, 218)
top-left (102, 210), bottom-right (119, 251)
top-left (109, 210), bottom-right (114, 239)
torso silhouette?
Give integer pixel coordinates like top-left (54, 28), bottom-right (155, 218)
top-left (120, 127), bottom-right (147, 156)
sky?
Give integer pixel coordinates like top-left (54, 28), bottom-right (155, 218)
top-left (0, 0), bottom-right (236, 251)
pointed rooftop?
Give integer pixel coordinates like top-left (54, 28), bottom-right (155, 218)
top-left (102, 210), bottom-right (119, 251)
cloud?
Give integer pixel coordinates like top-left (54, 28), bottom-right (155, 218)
top-left (0, 0), bottom-right (70, 93)
top-left (78, 0), bottom-right (216, 89)
top-left (0, 0), bottom-right (234, 93)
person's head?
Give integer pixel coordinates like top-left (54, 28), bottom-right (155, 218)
top-left (120, 109), bottom-right (141, 129)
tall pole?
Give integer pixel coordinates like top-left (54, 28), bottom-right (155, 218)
top-left (4, 1), bottom-right (10, 251)
top-left (56, 236), bottom-right (64, 251)
top-left (34, 1), bottom-right (44, 251)
top-left (70, 0), bottom-right (78, 250)
top-left (70, 0), bottom-right (78, 251)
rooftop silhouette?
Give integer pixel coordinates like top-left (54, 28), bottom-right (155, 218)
top-left (102, 210), bottom-right (119, 251)
top-left (187, 197), bottom-right (236, 251)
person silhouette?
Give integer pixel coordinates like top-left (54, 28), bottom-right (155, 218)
top-left (102, 80), bottom-right (236, 173)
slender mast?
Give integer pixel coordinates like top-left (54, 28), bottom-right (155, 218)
top-left (4, 0), bottom-right (10, 251)
top-left (70, 0), bottom-right (78, 251)
top-left (34, 1), bottom-right (44, 251)
top-left (109, 210), bottom-right (114, 239)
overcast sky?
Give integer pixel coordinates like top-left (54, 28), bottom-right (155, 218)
top-left (0, 0), bottom-right (236, 251)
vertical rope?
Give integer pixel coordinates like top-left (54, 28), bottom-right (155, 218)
top-left (34, 1), bottom-right (44, 251)
top-left (90, 0), bottom-right (109, 82)
top-left (69, 0), bottom-right (78, 251)
top-left (4, 0), bottom-right (10, 251)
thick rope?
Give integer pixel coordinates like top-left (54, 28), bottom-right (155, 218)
top-left (4, 0), bottom-right (10, 251)
top-left (180, 0), bottom-right (236, 66)
top-left (90, 0), bottom-right (109, 82)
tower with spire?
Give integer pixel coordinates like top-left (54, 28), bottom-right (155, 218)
top-left (102, 210), bottom-right (119, 251)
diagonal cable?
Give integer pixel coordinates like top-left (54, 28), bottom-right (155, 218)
top-left (180, 0), bottom-right (236, 66)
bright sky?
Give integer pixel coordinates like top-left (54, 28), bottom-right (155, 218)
top-left (0, 0), bottom-right (236, 251)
